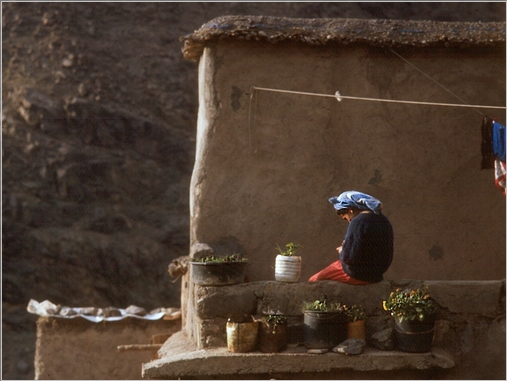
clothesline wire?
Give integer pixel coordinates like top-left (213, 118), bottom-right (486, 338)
top-left (250, 86), bottom-right (506, 111)
top-left (247, 51), bottom-right (505, 152)
top-left (388, 48), bottom-right (486, 116)
top-left (250, 48), bottom-right (505, 114)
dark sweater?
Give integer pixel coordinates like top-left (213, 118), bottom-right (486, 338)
top-left (340, 212), bottom-right (393, 282)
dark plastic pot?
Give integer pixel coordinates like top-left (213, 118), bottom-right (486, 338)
top-left (259, 321), bottom-right (288, 353)
top-left (394, 315), bottom-right (436, 353)
top-left (303, 311), bottom-right (348, 349)
top-left (190, 261), bottom-right (248, 286)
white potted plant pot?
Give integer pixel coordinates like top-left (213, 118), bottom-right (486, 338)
top-left (275, 255), bottom-right (302, 282)
top-left (274, 242), bottom-right (302, 282)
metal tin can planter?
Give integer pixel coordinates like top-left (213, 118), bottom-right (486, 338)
top-left (394, 315), bottom-right (436, 353)
top-left (347, 320), bottom-right (366, 341)
top-left (226, 319), bottom-right (259, 353)
top-left (191, 261), bottom-right (248, 286)
top-left (275, 255), bottom-right (302, 282)
top-left (259, 318), bottom-right (288, 353)
top-left (303, 311), bottom-right (348, 349)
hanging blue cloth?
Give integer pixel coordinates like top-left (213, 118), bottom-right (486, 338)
top-left (493, 121), bottom-right (506, 162)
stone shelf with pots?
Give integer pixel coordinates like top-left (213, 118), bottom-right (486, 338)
top-left (142, 331), bottom-right (455, 379)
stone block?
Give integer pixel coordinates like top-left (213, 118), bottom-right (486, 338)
top-left (257, 282), bottom-right (313, 316)
top-left (366, 315), bottom-right (392, 341)
top-left (195, 283), bottom-right (257, 319)
top-left (333, 338), bottom-right (366, 355)
top-left (257, 280), bottom-right (391, 316)
top-left (198, 317), bottom-right (228, 348)
top-left (370, 328), bottom-right (394, 351)
top-left (424, 280), bottom-right (504, 315)
top-left (194, 281), bottom-right (394, 320)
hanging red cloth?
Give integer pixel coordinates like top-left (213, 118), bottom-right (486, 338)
top-left (494, 159), bottom-right (506, 195)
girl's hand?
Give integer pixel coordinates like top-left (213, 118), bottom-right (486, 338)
top-left (336, 240), bottom-right (344, 255)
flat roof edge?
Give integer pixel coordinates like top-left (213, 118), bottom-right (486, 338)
top-left (180, 16), bottom-right (506, 61)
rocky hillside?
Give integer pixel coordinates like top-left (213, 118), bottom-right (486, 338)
top-left (2, 2), bottom-right (505, 379)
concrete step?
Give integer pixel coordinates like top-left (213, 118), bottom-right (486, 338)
top-left (142, 330), bottom-right (455, 379)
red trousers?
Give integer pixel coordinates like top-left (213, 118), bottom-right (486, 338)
top-left (308, 260), bottom-right (371, 285)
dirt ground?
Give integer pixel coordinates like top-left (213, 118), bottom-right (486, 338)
top-left (2, 2), bottom-right (504, 379)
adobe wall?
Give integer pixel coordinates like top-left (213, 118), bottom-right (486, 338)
top-left (34, 316), bottom-right (181, 380)
top-left (182, 35), bottom-right (506, 379)
top-left (188, 279), bottom-right (505, 380)
top-left (189, 41), bottom-right (506, 284)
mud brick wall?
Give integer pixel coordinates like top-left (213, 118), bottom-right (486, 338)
top-left (35, 316), bottom-right (181, 380)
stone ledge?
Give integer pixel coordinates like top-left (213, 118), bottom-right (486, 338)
top-left (142, 330), bottom-right (455, 379)
top-left (194, 279), bottom-right (505, 319)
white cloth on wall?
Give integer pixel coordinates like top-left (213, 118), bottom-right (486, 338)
top-left (494, 159), bottom-right (506, 195)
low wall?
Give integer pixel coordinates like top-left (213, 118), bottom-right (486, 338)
top-left (187, 279), bottom-right (505, 379)
top-left (35, 316), bottom-right (181, 380)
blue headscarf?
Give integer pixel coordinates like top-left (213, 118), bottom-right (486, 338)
top-left (329, 191), bottom-right (382, 215)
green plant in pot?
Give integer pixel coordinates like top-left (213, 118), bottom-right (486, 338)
top-left (276, 242), bottom-right (302, 257)
top-left (383, 286), bottom-right (438, 352)
top-left (192, 253), bottom-right (247, 263)
top-left (302, 296), bottom-right (348, 349)
top-left (302, 298), bottom-right (346, 313)
top-left (344, 304), bottom-right (366, 340)
top-left (258, 313), bottom-right (288, 353)
top-left (190, 253), bottom-right (248, 286)
top-left (275, 242), bottom-right (303, 282)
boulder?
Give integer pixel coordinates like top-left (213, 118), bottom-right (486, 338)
top-left (370, 327), bottom-right (395, 351)
top-left (332, 338), bottom-right (366, 355)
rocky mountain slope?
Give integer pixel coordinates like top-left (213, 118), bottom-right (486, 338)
top-left (2, 2), bottom-right (505, 379)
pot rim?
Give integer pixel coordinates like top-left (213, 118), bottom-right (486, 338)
top-left (394, 313), bottom-right (437, 324)
top-left (190, 260), bottom-right (248, 265)
top-left (303, 310), bottom-right (348, 317)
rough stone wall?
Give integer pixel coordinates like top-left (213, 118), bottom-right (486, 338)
top-left (34, 317), bottom-right (181, 380)
top-left (189, 280), bottom-right (505, 380)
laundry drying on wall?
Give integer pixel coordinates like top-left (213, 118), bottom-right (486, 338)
top-left (494, 160), bottom-right (506, 195)
top-left (27, 299), bottom-right (181, 323)
top-left (481, 116), bottom-right (506, 195)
